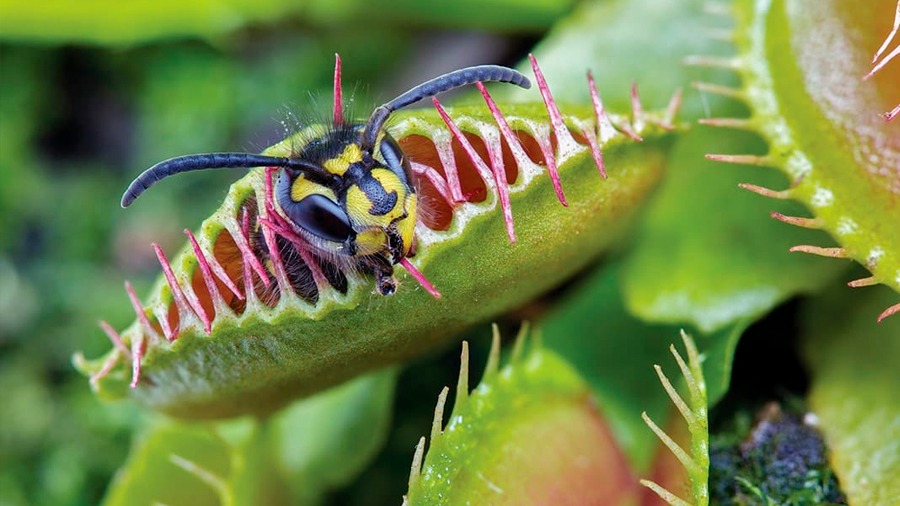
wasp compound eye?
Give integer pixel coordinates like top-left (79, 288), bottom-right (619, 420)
top-left (286, 194), bottom-right (354, 243)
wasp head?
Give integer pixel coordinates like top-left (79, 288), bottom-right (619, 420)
top-left (275, 126), bottom-right (416, 293)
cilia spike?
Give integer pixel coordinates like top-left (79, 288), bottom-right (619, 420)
top-left (865, 0), bottom-right (900, 121)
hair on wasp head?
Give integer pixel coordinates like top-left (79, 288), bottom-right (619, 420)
top-left (121, 58), bottom-right (531, 297)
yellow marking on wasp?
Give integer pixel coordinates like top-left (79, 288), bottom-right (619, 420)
top-left (345, 170), bottom-right (410, 222)
top-left (345, 185), bottom-right (375, 225)
top-left (290, 175), bottom-right (337, 203)
top-left (354, 228), bottom-right (388, 256)
top-left (397, 196), bottom-right (417, 256)
top-left (323, 143), bottom-right (363, 176)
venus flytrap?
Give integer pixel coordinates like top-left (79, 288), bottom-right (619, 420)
top-left (75, 58), bottom-right (681, 419)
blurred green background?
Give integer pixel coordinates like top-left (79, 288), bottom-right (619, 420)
top-left (0, 2), bottom-right (573, 504)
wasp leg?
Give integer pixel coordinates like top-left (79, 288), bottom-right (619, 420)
top-left (385, 224), bottom-right (407, 263)
top-left (362, 254), bottom-right (397, 295)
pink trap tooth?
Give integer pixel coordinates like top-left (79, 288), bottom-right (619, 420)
top-left (482, 132), bottom-right (516, 243)
top-left (528, 54), bottom-right (572, 206)
top-left (185, 229), bottom-right (243, 301)
top-left (130, 333), bottom-right (144, 389)
top-left (474, 81), bottom-right (541, 174)
top-left (259, 166), bottom-right (292, 292)
top-left (611, 81), bottom-right (643, 142)
top-left (99, 320), bottom-right (131, 357)
top-left (661, 88), bottom-right (683, 130)
top-left (153, 305), bottom-right (176, 342)
top-left (432, 97), bottom-right (495, 195)
top-left (265, 228), bottom-right (329, 290)
top-left (400, 257), bottom-right (441, 299)
top-left (584, 71), bottom-right (611, 178)
top-left (433, 138), bottom-right (465, 203)
top-left (124, 281), bottom-right (151, 388)
top-left (618, 122), bottom-right (644, 142)
top-left (185, 229), bottom-right (237, 309)
top-left (770, 212), bottom-right (822, 229)
top-left (185, 234), bottom-right (224, 306)
top-left (298, 248), bottom-right (328, 290)
top-left (258, 207), bottom-right (314, 269)
top-left (587, 71), bottom-right (618, 143)
top-left (475, 83), bottom-right (516, 243)
top-left (125, 280), bottom-right (160, 343)
top-left (153, 243), bottom-right (211, 334)
top-left (90, 353), bottom-right (120, 386)
top-left (878, 302), bottom-right (900, 323)
top-left (259, 218), bottom-right (292, 293)
top-left (630, 82), bottom-right (646, 135)
top-left (581, 125), bottom-right (607, 179)
top-left (532, 131), bottom-right (567, 206)
top-left (259, 165), bottom-right (328, 294)
top-left (333, 53), bottom-right (343, 126)
top-left (261, 215), bottom-right (329, 291)
top-left (236, 211), bottom-right (261, 302)
top-left (884, 104), bottom-right (900, 122)
top-left (233, 210), bottom-right (271, 288)
top-left (412, 162), bottom-right (454, 204)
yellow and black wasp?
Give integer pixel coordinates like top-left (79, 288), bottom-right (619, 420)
top-left (121, 64), bottom-right (531, 295)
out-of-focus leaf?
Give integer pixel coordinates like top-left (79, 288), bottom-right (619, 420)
top-left (102, 422), bottom-right (237, 506)
top-left (503, 0), bottom-right (731, 119)
top-left (0, 48), bottom-right (49, 253)
top-left (541, 263), bottom-right (746, 472)
top-left (802, 284), bottom-right (900, 506)
top-left (269, 368), bottom-right (397, 503)
top-left (104, 370), bottom-right (394, 505)
top-left (0, 0), bottom-right (573, 45)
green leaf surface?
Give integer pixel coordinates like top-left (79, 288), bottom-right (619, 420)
top-left (81, 99), bottom-right (676, 419)
top-left (406, 337), bottom-right (638, 505)
top-left (103, 370), bottom-right (395, 505)
top-left (802, 285), bottom-right (900, 506)
top-left (541, 263), bottom-right (745, 472)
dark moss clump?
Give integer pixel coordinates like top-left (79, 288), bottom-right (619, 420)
top-left (709, 402), bottom-right (846, 505)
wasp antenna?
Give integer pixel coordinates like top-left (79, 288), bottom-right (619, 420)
top-left (361, 65), bottom-right (531, 150)
top-left (121, 153), bottom-right (324, 208)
